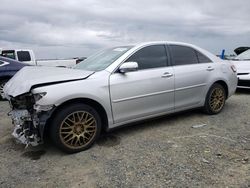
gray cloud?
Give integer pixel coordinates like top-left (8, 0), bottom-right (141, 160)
top-left (0, 0), bottom-right (250, 58)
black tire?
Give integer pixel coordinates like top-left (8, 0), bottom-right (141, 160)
top-left (204, 83), bottom-right (226, 115)
top-left (0, 79), bottom-right (9, 100)
top-left (50, 103), bottom-right (101, 153)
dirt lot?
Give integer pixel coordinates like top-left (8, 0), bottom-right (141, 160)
top-left (0, 90), bottom-right (250, 188)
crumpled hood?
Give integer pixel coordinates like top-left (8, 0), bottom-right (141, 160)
top-left (4, 66), bottom-right (94, 97)
top-left (232, 60), bottom-right (250, 73)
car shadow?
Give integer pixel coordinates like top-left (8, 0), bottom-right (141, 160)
top-left (105, 108), bottom-right (205, 138)
top-left (37, 108), bottom-right (205, 156)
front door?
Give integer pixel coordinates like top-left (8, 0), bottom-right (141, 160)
top-left (109, 45), bottom-right (175, 124)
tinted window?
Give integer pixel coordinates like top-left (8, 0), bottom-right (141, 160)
top-left (170, 45), bottom-right (198, 66)
top-left (196, 50), bottom-right (212, 63)
top-left (1, 50), bottom-right (15, 59)
top-left (126, 45), bottom-right (167, 70)
top-left (17, 51), bottom-right (31, 62)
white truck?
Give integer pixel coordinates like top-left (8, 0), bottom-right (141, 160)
top-left (0, 49), bottom-right (85, 67)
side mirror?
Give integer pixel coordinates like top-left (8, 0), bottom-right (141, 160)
top-left (119, 62), bottom-right (138, 73)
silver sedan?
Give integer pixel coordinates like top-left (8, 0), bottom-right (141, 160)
top-left (3, 41), bottom-right (237, 153)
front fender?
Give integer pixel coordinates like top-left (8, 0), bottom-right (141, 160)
top-left (31, 77), bottom-right (113, 126)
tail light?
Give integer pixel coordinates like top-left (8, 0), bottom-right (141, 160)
top-left (231, 65), bottom-right (237, 73)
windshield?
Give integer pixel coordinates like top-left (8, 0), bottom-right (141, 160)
top-left (74, 46), bottom-right (133, 71)
top-left (234, 49), bottom-right (250, 61)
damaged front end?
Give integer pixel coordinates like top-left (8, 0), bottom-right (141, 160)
top-left (2, 66), bottom-right (94, 147)
top-left (8, 93), bottom-right (53, 146)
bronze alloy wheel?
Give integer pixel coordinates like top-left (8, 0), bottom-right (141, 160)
top-left (209, 87), bottom-right (225, 113)
top-left (59, 111), bottom-right (97, 149)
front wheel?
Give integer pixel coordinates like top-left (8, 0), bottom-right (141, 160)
top-left (50, 103), bottom-right (101, 153)
top-left (203, 83), bottom-right (226, 115)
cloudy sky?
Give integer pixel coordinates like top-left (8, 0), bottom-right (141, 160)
top-left (0, 0), bottom-right (250, 59)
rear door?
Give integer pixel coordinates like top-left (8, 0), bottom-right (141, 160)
top-left (109, 45), bottom-right (175, 124)
top-left (169, 44), bottom-right (214, 110)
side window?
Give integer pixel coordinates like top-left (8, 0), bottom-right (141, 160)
top-left (170, 45), bottom-right (198, 66)
top-left (126, 45), bottom-right (167, 70)
top-left (17, 51), bottom-right (31, 62)
top-left (195, 50), bottom-right (212, 63)
top-left (1, 50), bottom-right (15, 60)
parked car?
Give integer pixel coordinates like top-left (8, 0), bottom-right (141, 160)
top-left (231, 49), bottom-right (250, 88)
top-left (234, 46), bottom-right (250, 55)
top-left (0, 56), bottom-right (29, 99)
top-left (1, 49), bottom-right (80, 67)
top-left (3, 41), bottom-right (237, 153)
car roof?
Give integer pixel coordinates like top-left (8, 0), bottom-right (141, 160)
top-left (105, 41), bottom-right (221, 72)
top-left (134, 41), bottom-right (220, 61)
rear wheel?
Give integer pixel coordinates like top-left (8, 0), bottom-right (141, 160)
top-left (0, 79), bottom-right (8, 100)
top-left (204, 83), bottom-right (226, 114)
top-left (50, 103), bottom-right (101, 153)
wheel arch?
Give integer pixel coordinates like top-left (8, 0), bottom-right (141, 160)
top-left (44, 98), bottom-right (109, 135)
top-left (213, 80), bottom-right (229, 99)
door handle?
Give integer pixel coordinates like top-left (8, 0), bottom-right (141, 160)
top-left (162, 72), bottom-right (173, 78)
top-left (206, 66), bottom-right (214, 71)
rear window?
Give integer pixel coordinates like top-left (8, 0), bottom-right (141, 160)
top-left (170, 45), bottom-right (198, 66)
top-left (1, 50), bottom-right (15, 59)
top-left (196, 51), bottom-right (212, 63)
top-left (17, 51), bottom-right (31, 62)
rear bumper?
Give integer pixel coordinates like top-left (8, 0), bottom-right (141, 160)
top-left (238, 80), bottom-right (250, 88)
top-left (237, 74), bottom-right (250, 88)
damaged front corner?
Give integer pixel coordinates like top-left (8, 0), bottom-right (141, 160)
top-left (9, 109), bottom-right (41, 146)
top-left (7, 93), bottom-right (55, 147)
top-left (33, 104), bottom-right (54, 113)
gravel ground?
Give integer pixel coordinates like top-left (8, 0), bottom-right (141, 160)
top-left (0, 89), bottom-right (250, 188)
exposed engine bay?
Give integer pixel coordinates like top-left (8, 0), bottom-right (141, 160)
top-left (8, 93), bottom-right (53, 146)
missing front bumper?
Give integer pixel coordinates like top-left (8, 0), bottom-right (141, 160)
top-left (9, 110), bottom-right (41, 146)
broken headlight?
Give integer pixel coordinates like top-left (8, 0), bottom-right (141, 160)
top-left (33, 92), bottom-right (54, 112)
top-left (33, 92), bottom-right (47, 102)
